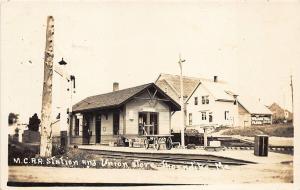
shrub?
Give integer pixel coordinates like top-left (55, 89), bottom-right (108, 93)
top-left (221, 124), bottom-right (294, 137)
top-left (8, 141), bottom-right (39, 165)
top-left (27, 113), bottom-right (41, 131)
top-left (52, 144), bottom-right (66, 156)
top-left (8, 113), bottom-right (19, 125)
top-left (222, 128), bottom-right (264, 137)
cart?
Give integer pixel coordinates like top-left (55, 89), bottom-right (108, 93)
top-left (143, 134), bottom-right (173, 150)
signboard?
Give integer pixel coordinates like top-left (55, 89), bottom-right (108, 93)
top-left (251, 115), bottom-right (271, 125)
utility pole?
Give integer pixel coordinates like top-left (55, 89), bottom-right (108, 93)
top-left (178, 55), bottom-right (185, 148)
top-left (40, 16), bottom-right (54, 157)
top-left (290, 75), bottom-right (294, 126)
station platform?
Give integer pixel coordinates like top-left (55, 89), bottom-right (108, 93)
top-left (77, 145), bottom-right (293, 165)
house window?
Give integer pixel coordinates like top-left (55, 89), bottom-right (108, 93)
top-left (194, 97), bottom-right (198, 105)
top-left (201, 112), bottom-right (207, 120)
top-left (202, 96), bottom-right (209, 104)
top-left (209, 112), bottom-right (213, 123)
top-left (188, 113), bottom-right (192, 126)
top-left (225, 111), bottom-right (229, 120)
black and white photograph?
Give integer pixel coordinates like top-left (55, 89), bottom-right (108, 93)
top-left (0, 0), bottom-right (299, 189)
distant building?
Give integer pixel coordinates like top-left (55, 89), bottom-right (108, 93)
top-left (268, 102), bottom-right (293, 123)
top-left (238, 97), bottom-right (272, 127)
top-left (8, 123), bottom-right (27, 142)
top-left (155, 73), bottom-right (272, 132)
top-left (8, 118), bottom-right (61, 144)
top-left (70, 83), bottom-right (180, 145)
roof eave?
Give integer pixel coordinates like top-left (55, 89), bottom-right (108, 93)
top-left (185, 81), bottom-right (201, 103)
top-left (72, 104), bottom-right (123, 114)
top-left (72, 83), bottom-right (181, 113)
top-left (215, 99), bottom-right (235, 102)
top-left (250, 113), bottom-right (272, 115)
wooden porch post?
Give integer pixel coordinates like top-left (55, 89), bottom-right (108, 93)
top-left (203, 127), bottom-right (208, 147)
top-left (76, 114), bottom-right (83, 136)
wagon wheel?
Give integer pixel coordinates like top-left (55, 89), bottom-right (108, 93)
top-left (153, 138), bottom-right (159, 150)
top-left (144, 138), bottom-right (149, 149)
top-left (166, 137), bottom-right (173, 150)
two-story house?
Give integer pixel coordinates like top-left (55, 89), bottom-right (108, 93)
top-left (155, 73), bottom-right (238, 132)
top-left (185, 78), bottom-right (239, 130)
top-left (156, 73), bottom-right (273, 133)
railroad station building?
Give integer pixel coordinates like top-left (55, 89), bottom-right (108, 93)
top-left (69, 83), bottom-right (180, 145)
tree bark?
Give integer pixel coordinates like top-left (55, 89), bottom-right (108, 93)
top-left (40, 16), bottom-right (54, 157)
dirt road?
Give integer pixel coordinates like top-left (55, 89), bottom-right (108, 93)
top-left (8, 162), bottom-right (293, 185)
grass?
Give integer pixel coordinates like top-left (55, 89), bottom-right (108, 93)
top-left (214, 126), bottom-right (231, 133)
top-left (221, 124), bottom-right (294, 137)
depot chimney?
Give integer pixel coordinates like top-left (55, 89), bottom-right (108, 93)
top-left (214, 76), bottom-right (218, 83)
top-left (113, 82), bottom-right (119, 92)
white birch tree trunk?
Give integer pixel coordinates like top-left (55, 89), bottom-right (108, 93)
top-left (40, 16), bottom-right (54, 157)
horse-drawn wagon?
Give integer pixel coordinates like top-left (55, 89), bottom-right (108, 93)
top-left (143, 134), bottom-right (174, 150)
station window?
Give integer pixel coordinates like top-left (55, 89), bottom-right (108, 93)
top-left (138, 112), bottom-right (158, 135)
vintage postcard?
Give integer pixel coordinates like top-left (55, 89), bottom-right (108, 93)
top-left (0, 0), bottom-right (299, 189)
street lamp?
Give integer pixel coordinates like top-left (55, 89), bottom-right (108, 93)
top-left (58, 57), bottom-right (67, 65)
top-left (55, 58), bottom-right (76, 147)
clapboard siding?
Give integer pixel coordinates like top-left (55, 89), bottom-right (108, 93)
top-left (238, 103), bottom-right (251, 127)
top-left (101, 113), bottom-right (113, 135)
top-left (125, 92), bottom-right (171, 135)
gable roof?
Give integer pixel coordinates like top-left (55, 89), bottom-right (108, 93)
top-left (72, 83), bottom-right (180, 112)
top-left (156, 73), bottom-right (236, 102)
top-left (199, 81), bottom-right (236, 101)
top-left (156, 79), bottom-right (178, 95)
top-left (238, 96), bottom-right (272, 115)
top-left (155, 79), bottom-right (180, 100)
top-left (155, 73), bottom-right (201, 99)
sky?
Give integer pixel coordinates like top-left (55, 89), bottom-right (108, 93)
top-left (1, 0), bottom-right (299, 123)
